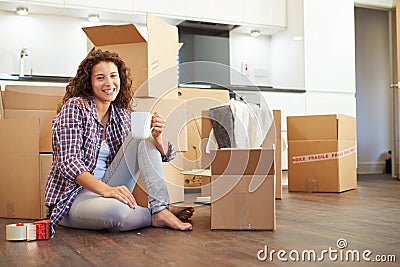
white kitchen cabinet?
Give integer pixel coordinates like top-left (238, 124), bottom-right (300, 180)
top-left (261, 91), bottom-right (306, 131)
top-left (64, 0), bottom-right (134, 13)
top-left (243, 0), bottom-right (286, 27)
top-left (305, 92), bottom-right (356, 117)
top-left (30, 0), bottom-right (64, 6)
top-left (134, 0), bottom-right (186, 18)
top-left (186, 0), bottom-right (243, 24)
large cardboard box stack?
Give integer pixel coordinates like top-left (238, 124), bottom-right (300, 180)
top-left (1, 86), bottom-right (65, 152)
top-left (83, 13), bottom-right (180, 99)
top-left (287, 114), bottom-right (357, 193)
top-left (210, 149), bottom-right (275, 230)
top-left (0, 85), bottom-right (65, 219)
top-left (83, 14), bottom-right (187, 203)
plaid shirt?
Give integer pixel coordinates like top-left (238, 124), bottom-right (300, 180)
top-left (45, 96), bottom-right (175, 235)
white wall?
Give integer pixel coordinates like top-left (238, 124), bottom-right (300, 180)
top-left (229, 32), bottom-right (272, 86)
top-left (0, 10), bottom-right (147, 77)
top-left (304, 0), bottom-right (356, 94)
top-left (0, 11), bottom-right (88, 76)
top-left (271, 0), bottom-right (305, 90)
top-left (355, 8), bottom-right (391, 174)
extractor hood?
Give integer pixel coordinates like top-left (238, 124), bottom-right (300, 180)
top-left (178, 20), bottom-right (238, 37)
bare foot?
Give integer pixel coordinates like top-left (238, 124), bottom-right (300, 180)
top-left (169, 205), bottom-right (195, 222)
top-left (152, 209), bottom-right (193, 231)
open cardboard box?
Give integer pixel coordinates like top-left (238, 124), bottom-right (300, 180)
top-left (83, 13), bottom-right (180, 99)
top-left (0, 85), bottom-right (64, 219)
top-left (210, 148), bottom-right (275, 230)
top-left (287, 114), bottom-right (357, 192)
top-left (201, 109), bottom-right (282, 200)
top-left (198, 104), bottom-right (278, 230)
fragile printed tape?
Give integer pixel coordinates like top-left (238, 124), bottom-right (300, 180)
top-left (292, 146), bottom-right (356, 164)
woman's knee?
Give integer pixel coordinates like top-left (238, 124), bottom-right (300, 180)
top-left (107, 205), bottom-right (152, 231)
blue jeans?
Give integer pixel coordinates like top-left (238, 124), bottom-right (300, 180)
top-left (59, 135), bottom-right (170, 231)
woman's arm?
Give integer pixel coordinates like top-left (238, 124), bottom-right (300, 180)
top-left (76, 172), bottom-right (137, 208)
top-left (151, 112), bottom-right (167, 156)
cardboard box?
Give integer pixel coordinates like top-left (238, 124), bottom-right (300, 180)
top-left (210, 149), bottom-right (275, 230)
top-left (132, 97), bottom-right (187, 151)
top-left (287, 114), bottom-right (357, 193)
top-left (1, 85), bottom-right (65, 152)
top-left (273, 110), bottom-right (282, 199)
top-left (83, 13), bottom-right (180, 99)
top-left (201, 109), bottom-right (282, 199)
top-left (133, 154), bottom-right (185, 206)
top-left (180, 169), bottom-right (211, 196)
top-left (177, 87), bottom-right (230, 170)
top-left (0, 118), bottom-right (51, 219)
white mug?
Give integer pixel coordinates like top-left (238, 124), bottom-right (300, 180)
top-left (131, 112), bottom-right (153, 139)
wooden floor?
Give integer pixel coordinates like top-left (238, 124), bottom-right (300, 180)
top-left (1, 174), bottom-right (399, 267)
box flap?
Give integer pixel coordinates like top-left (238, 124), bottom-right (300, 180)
top-left (147, 13), bottom-right (179, 74)
top-left (287, 114), bottom-right (340, 141)
top-left (337, 114), bottom-right (356, 141)
top-left (211, 149), bottom-right (274, 175)
top-left (2, 90), bottom-right (63, 111)
top-left (83, 24), bottom-right (146, 46)
top-left (4, 85), bottom-right (65, 96)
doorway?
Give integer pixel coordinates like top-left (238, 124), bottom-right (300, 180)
top-left (355, 7), bottom-right (392, 175)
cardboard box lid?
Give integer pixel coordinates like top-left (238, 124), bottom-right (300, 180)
top-left (211, 148), bottom-right (274, 175)
top-left (287, 114), bottom-right (356, 141)
top-left (147, 13), bottom-right (179, 73)
top-left (1, 89), bottom-right (63, 111)
top-left (83, 24), bottom-right (146, 46)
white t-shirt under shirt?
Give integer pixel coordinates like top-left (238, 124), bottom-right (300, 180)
top-left (93, 140), bottom-right (110, 181)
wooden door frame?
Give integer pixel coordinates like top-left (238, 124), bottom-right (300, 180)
top-left (391, 0), bottom-right (400, 178)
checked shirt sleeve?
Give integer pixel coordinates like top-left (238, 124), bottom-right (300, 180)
top-left (53, 100), bottom-right (90, 182)
top-left (162, 141), bottom-right (176, 162)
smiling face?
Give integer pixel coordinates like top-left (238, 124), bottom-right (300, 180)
top-left (91, 61), bottom-right (120, 106)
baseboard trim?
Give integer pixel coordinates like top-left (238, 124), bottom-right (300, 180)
top-left (357, 162), bottom-right (386, 175)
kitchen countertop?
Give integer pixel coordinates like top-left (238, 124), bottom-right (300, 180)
top-left (179, 83), bottom-right (306, 93)
top-left (0, 73), bottom-right (69, 91)
top-left (0, 73), bottom-right (70, 83)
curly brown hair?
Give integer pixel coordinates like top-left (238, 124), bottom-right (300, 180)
top-left (57, 49), bottom-right (134, 113)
